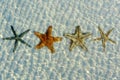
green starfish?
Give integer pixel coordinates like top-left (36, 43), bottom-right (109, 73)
top-left (64, 26), bottom-right (91, 51)
top-left (94, 26), bottom-right (116, 51)
top-left (3, 25), bottom-right (31, 52)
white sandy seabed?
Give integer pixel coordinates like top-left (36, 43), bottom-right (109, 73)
top-left (0, 0), bottom-right (120, 80)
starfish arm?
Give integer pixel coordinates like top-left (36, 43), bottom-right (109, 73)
top-left (19, 39), bottom-right (31, 47)
top-left (102, 40), bottom-right (106, 51)
top-left (69, 42), bottom-right (76, 51)
top-left (2, 37), bottom-right (15, 40)
top-left (108, 38), bottom-right (116, 44)
top-left (34, 31), bottom-right (44, 40)
top-left (19, 29), bottom-right (30, 37)
top-left (75, 26), bottom-right (81, 36)
top-left (81, 32), bottom-right (91, 39)
top-left (11, 25), bottom-right (17, 36)
top-left (46, 26), bottom-right (52, 36)
top-left (47, 45), bottom-right (55, 53)
top-left (35, 42), bottom-right (45, 49)
top-left (106, 28), bottom-right (114, 37)
top-left (53, 37), bottom-right (62, 42)
top-left (80, 43), bottom-right (88, 51)
top-left (98, 26), bottom-right (104, 37)
top-left (13, 40), bottom-right (18, 52)
top-left (64, 33), bottom-right (76, 41)
top-left (94, 37), bottom-right (102, 41)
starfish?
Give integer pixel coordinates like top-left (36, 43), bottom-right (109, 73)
top-left (64, 26), bottom-right (91, 51)
top-left (94, 26), bottom-right (116, 51)
top-left (2, 25), bottom-right (31, 52)
top-left (34, 26), bottom-right (62, 53)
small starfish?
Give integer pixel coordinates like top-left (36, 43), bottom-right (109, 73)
top-left (3, 25), bottom-right (31, 52)
top-left (34, 26), bottom-right (62, 53)
top-left (94, 26), bottom-right (116, 51)
top-left (64, 26), bottom-right (91, 51)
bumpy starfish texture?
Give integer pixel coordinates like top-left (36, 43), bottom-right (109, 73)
top-left (94, 26), bottom-right (116, 51)
top-left (34, 26), bottom-right (62, 53)
top-left (3, 25), bottom-right (31, 52)
top-left (64, 26), bottom-right (91, 51)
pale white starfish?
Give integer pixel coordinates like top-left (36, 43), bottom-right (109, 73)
top-left (64, 26), bottom-right (91, 51)
top-left (94, 26), bottom-right (116, 51)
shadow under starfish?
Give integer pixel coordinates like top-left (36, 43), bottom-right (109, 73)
top-left (3, 25), bottom-right (31, 52)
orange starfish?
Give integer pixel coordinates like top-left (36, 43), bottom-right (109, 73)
top-left (34, 26), bottom-right (62, 53)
